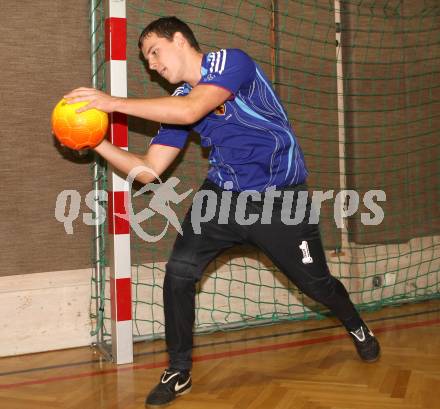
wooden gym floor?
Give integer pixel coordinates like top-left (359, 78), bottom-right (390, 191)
top-left (0, 299), bottom-right (439, 409)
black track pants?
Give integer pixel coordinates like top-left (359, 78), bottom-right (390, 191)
top-left (164, 179), bottom-right (361, 370)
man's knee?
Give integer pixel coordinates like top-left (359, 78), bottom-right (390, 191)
top-left (164, 261), bottom-right (198, 304)
top-left (303, 276), bottom-right (345, 303)
top-left (166, 259), bottom-right (199, 280)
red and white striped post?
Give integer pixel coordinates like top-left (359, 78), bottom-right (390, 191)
top-left (105, 0), bottom-right (133, 364)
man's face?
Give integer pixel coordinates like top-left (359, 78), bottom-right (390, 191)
top-left (141, 32), bottom-right (184, 84)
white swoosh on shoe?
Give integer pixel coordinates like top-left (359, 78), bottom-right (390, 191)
top-left (161, 372), bottom-right (179, 384)
top-left (350, 327), bottom-right (366, 342)
top-left (175, 377), bottom-right (191, 393)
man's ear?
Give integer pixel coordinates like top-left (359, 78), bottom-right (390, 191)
top-left (173, 32), bottom-right (186, 48)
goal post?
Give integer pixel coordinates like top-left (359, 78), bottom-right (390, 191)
top-left (89, 0), bottom-right (440, 364)
top-left (90, 0), bottom-right (133, 364)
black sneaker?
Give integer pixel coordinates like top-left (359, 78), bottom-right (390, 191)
top-left (349, 324), bottom-right (381, 362)
top-left (145, 369), bottom-right (192, 407)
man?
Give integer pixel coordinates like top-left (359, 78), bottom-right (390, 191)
top-left (65, 16), bottom-right (380, 408)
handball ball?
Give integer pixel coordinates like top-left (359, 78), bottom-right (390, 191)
top-left (51, 99), bottom-right (108, 150)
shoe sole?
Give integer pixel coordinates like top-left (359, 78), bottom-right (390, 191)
top-left (177, 386), bottom-right (192, 397)
top-left (145, 387), bottom-right (192, 408)
top-left (361, 352), bottom-right (380, 363)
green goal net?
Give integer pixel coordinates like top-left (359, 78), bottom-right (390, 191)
top-left (90, 0), bottom-right (440, 342)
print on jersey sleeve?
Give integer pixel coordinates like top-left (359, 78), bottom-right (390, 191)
top-left (199, 49), bottom-right (256, 95)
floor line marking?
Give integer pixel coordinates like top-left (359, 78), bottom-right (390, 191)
top-left (0, 317), bottom-right (438, 390)
top-left (1, 307), bottom-right (438, 378)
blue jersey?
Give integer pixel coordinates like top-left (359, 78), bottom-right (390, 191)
top-left (151, 48), bottom-right (308, 192)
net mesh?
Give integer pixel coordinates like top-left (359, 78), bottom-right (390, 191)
top-left (90, 0), bottom-right (440, 341)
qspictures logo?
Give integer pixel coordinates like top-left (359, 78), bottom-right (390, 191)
top-left (55, 166), bottom-right (386, 242)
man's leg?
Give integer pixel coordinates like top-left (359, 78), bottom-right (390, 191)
top-left (247, 187), bottom-right (380, 362)
top-left (146, 180), bottom-right (246, 407)
top-left (163, 221), bottom-right (244, 371)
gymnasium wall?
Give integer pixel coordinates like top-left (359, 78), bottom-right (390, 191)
top-left (343, 1), bottom-right (440, 244)
top-left (0, 2), bottom-right (93, 277)
top-left (2, 3), bottom-right (438, 273)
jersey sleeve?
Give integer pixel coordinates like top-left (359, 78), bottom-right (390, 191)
top-left (150, 123), bottom-right (190, 149)
top-left (198, 49), bottom-right (255, 95)
top-left (149, 85), bottom-right (190, 149)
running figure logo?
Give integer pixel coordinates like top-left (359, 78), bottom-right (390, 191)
top-left (137, 176), bottom-right (193, 232)
top-left (122, 166), bottom-right (193, 242)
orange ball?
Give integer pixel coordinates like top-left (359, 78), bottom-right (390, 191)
top-left (51, 99), bottom-right (108, 150)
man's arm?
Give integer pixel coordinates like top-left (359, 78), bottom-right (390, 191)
top-left (94, 139), bottom-right (181, 184)
top-left (64, 84), bottom-right (231, 125)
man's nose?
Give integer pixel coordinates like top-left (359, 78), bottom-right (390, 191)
top-left (149, 60), bottom-right (157, 70)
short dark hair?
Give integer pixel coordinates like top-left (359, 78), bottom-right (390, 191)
top-left (138, 16), bottom-right (201, 51)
